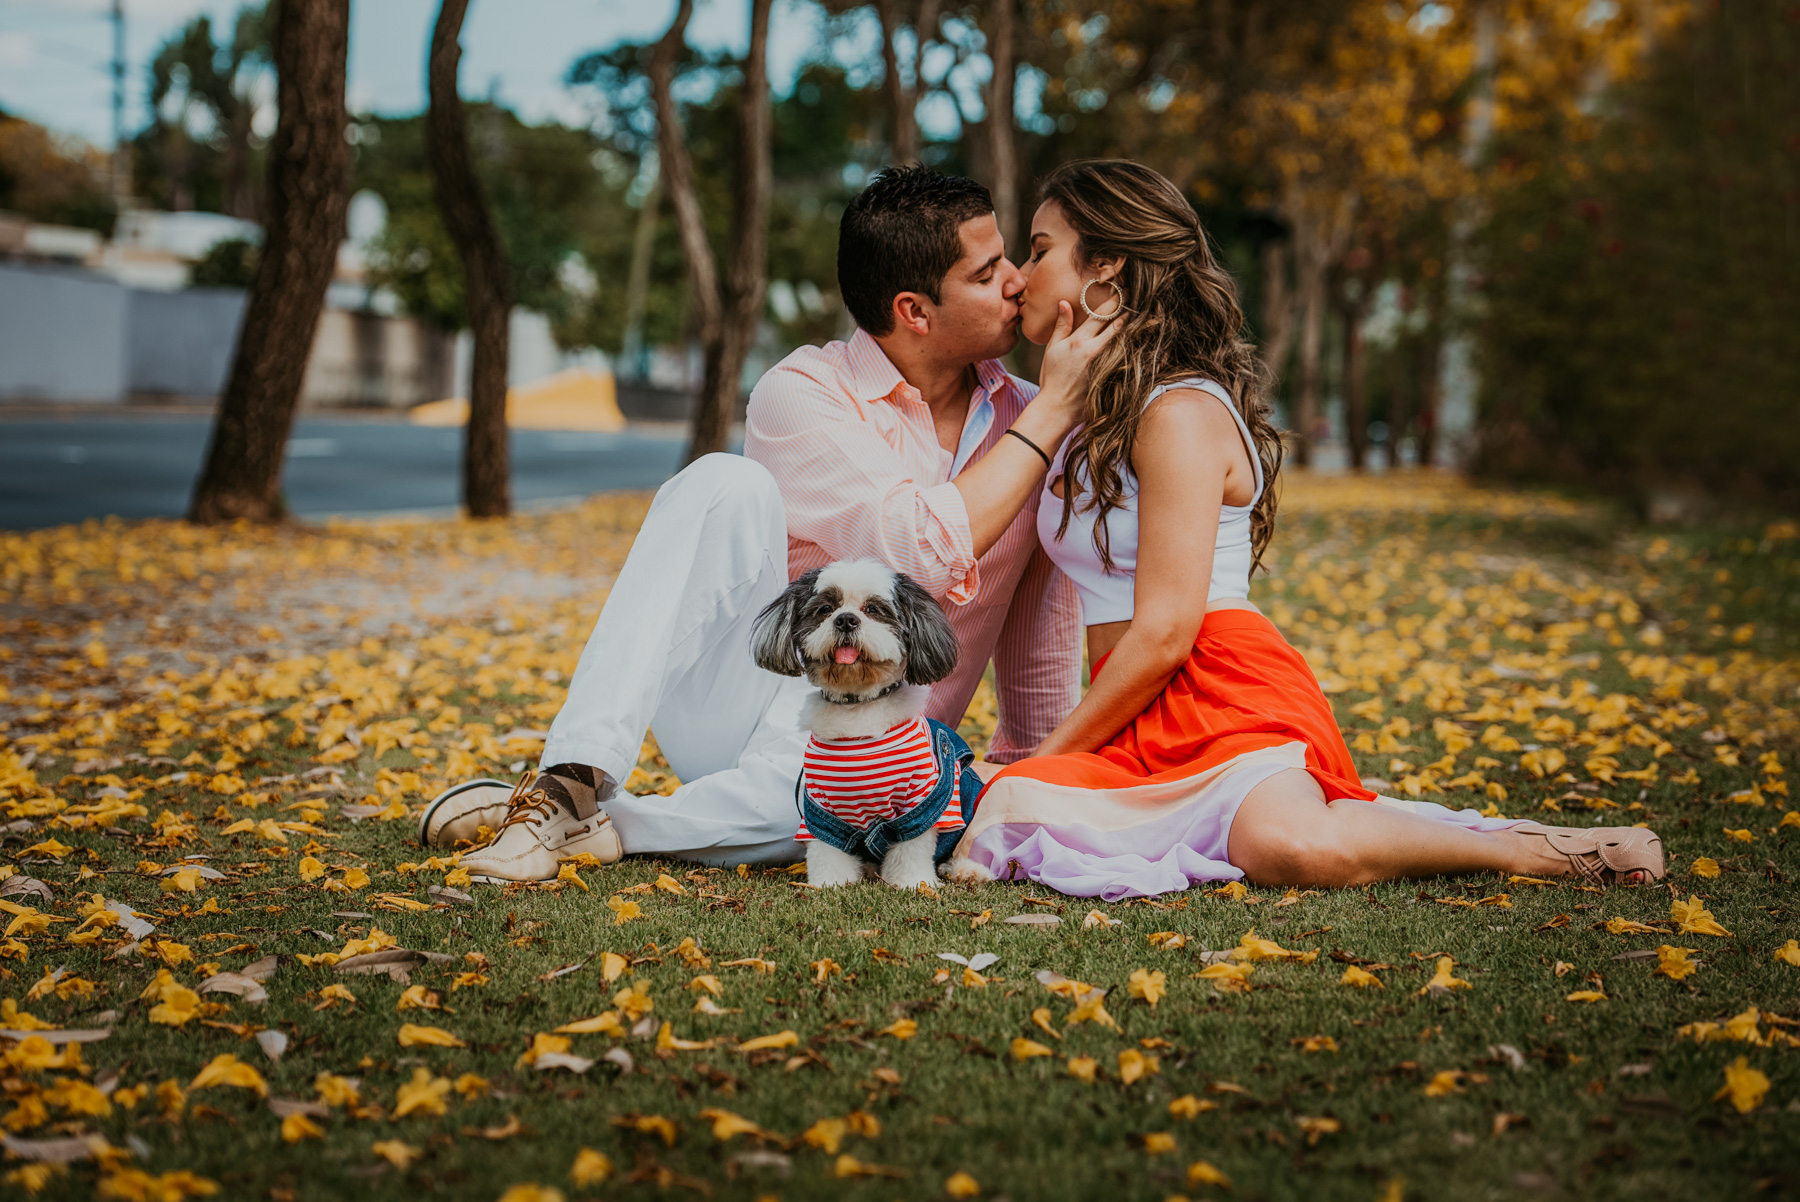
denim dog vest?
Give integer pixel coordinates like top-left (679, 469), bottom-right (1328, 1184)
top-left (797, 719), bottom-right (981, 865)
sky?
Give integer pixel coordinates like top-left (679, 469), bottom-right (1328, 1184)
top-left (0, 0), bottom-right (825, 149)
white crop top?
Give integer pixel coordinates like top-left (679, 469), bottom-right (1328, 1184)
top-left (1037, 377), bottom-right (1262, 625)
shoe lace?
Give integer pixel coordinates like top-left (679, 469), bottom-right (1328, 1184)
top-left (497, 770), bottom-right (561, 833)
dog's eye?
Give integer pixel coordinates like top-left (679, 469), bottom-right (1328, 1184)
top-left (862, 603), bottom-right (885, 618)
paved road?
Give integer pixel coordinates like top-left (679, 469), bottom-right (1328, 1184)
top-left (0, 415), bottom-right (726, 530)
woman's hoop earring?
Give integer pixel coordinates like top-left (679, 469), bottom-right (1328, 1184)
top-left (1080, 278), bottom-right (1126, 322)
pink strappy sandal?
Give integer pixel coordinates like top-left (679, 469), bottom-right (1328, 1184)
top-left (1514, 822), bottom-right (1665, 886)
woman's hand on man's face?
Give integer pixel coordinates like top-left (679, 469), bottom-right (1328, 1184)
top-left (1037, 299), bottom-right (1123, 418)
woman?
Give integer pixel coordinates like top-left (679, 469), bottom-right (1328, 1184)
top-left (948, 160), bottom-right (1664, 899)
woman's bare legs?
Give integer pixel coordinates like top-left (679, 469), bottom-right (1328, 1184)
top-left (1227, 769), bottom-right (1572, 887)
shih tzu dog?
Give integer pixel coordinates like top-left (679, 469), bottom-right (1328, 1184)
top-left (750, 559), bottom-right (982, 889)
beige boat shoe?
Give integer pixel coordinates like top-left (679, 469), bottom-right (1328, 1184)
top-left (418, 778), bottom-right (515, 849)
top-left (457, 766), bottom-right (624, 883)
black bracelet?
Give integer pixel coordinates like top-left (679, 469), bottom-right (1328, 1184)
top-left (1005, 427), bottom-right (1051, 469)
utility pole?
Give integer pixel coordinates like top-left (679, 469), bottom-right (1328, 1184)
top-left (111, 0), bottom-right (128, 203)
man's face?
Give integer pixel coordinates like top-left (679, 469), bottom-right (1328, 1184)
top-left (919, 214), bottom-right (1023, 363)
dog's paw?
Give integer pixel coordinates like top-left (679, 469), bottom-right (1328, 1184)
top-left (879, 869), bottom-right (939, 891)
top-left (808, 863), bottom-right (865, 888)
top-left (939, 855), bottom-right (996, 885)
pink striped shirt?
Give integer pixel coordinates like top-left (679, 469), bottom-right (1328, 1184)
top-left (795, 715), bottom-right (963, 840)
top-left (745, 329), bottom-right (1082, 763)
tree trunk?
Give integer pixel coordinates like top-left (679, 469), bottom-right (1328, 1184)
top-left (187, 0), bottom-right (349, 525)
top-left (224, 104), bottom-right (255, 220)
top-left (984, 0), bottom-right (1017, 242)
top-left (652, 0), bottom-right (772, 464)
top-left (1417, 325), bottom-right (1442, 468)
top-left (1292, 231), bottom-right (1326, 468)
top-left (1258, 237), bottom-right (1294, 398)
top-left (1339, 291), bottom-right (1366, 471)
top-left (426, 0), bottom-right (512, 518)
top-left (874, 0), bottom-right (918, 164)
top-left (875, 0), bottom-right (937, 165)
top-left (620, 156), bottom-right (663, 376)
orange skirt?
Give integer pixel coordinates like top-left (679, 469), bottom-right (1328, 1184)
top-left (982, 608), bottom-right (1374, 802)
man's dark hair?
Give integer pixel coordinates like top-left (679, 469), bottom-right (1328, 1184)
top-left (837, 166), bottom-right (995, 336)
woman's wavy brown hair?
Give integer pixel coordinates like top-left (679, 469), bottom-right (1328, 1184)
top-left (1041, 159), bottom-right (1282, 574)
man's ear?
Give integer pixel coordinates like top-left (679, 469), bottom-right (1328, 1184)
top-left (890, 292), bottom-right (933, 338)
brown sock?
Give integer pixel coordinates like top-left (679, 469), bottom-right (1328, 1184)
top-left (537, 763), bottom-right (618, 821)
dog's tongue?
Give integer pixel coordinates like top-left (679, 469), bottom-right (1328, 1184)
top-left (834, 646), bottom-right (861, 665)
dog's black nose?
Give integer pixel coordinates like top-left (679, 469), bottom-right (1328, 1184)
top-left (833, 611), bottom-right (860, 633)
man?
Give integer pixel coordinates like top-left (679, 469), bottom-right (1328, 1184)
top-left (423, 166), bottom-right (1106, 881)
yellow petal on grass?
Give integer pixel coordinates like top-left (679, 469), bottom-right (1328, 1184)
top-left (803, 1117), bottom-right (851, 1155)
top-left (189, 1053), bottom-right (269, 1098)
top-left (1142, 1132), bottom-right (1177, 1155)
top-left (686, 974), bottom-right (722, 997)
top-left (517, 1032), bottom-right (571, 1068)
top-left (395, 985), bottom-right (441, 1012)
top-left (598, 952), bottom-right (629, 983)
top-left (1011, 1037), bottom-right (1054, 1061)
top-left (1193, 962), bottom-right (1254, 993)
top-left (1118, 1048), bottom-right (1160, 1086)
top-left (1187, 1159), bottom-right (1233, 1189)
top-left (945, 1170), bottom-right (981, 1199)
top-left (1713, 1056), bottom-right (1771, 1113)
top-left (1604, 918), bottom-right (1664, 935)
top-left (282, 1112), bottom-right (326, 1143)
top-left (833, 1154), bottom-right (904, 1179)
top-left (1339, 965), bottom-right (1384, 989)
top-left (693, 996), bottom-right (740, 1016)
top-left (1030, 1007), bottom-right (1062, 1040)
top-left (1417, 957), bottom-right (1472, 995)
top-left (1169, 1094), bottom-right (1217, 1119)
top-left (655, 1022), bottom-right (716, 1053)
top-left (396, 1023), bottom-right (466, 1049)
top-left (721, 956), bottom-right (777, 974)
top-left (654, 873), bottom-right (686, 894)
top-left (1671, 895), bottom-right (1733, 938)
top-left (612, 981), bottom-right (654, 1021)
top-left (568, 1149), bottom-right (613, 1187)
top-left (876, 1018), bottom-right (917, 1040)
top-left (391, 1066), bottom-right (452, 1118)
top-left (495, 1187), bottom-right (565, 1202)
top-left (1422, 1071), bottom-right (1464, 1097)
top-left (160, 867), bottom-right (205, 894)
top-left (370, 1140), bottom-right (422, 1170)
top-left (314, 1073), bottom-right (360, 1108)
top-left (1066, 1056), bottom-right (1099, 1083)
top-left (1775, 940), bottom-right (1800, 967)
top-left (148, 986), bottom-right (202, 1027)
top-left (1296, 1115), bottom-right (1342, 1146)
top-left (737, 1030), bottom-right (799, 1053)
top-left (811, 958), bottom-right (842, 985)
top-left (1129, 968), bottom-right (1167, 1008)
top-left (697, 1107), bottom-right (776, 1142)
top-left (555, 864), bottom-right (589, 893)
top-left (1654, 945), bottom-right (1701, 981)
top-left (1691, 857), bottom-right (1721, 879)
top-left (454, 1074), bottom-right (489, 1100)
top-left (555, 1012), bottom-right (624, 1036)
top-left (605, 896), bottom-right (642, 925)
top-left (297, 857), bottom-right (326, 882)
top-left (1565, 990), bottom-right (1608, 1003)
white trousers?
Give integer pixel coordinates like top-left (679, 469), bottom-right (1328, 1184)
top-left (540, 454), bottom-right (810, 865)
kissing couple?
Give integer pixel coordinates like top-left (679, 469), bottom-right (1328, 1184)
top-left (418, 159), bottom-right (1664, 900)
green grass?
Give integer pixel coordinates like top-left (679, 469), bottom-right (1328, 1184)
top-left (0, 475), bottom-right (1796, 1201)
